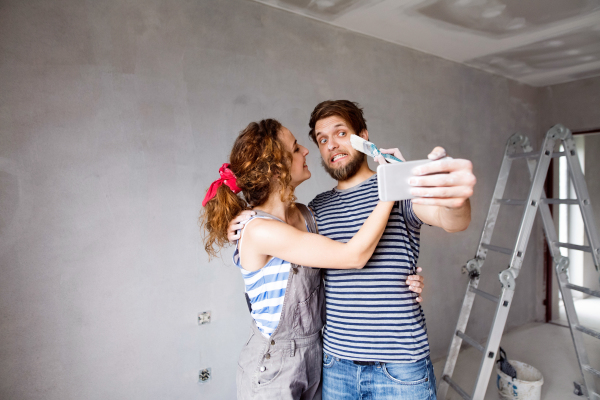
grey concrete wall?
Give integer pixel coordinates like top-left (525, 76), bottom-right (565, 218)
top-left (0, 0), bottom-right (546, 399)
top-left (541, 75), bottom-right (600, 132)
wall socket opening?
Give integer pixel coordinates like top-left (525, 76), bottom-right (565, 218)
top-left (198, 311), bottom-right (211, 325)
top-left (199, 368), bottom-right (211, 383)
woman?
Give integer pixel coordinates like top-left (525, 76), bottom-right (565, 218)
top-left (200, 119), bottom-right (421, 400)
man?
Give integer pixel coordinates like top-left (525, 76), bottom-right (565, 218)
top-left (230, 100), bottom-right (475, 399)
top-left (307, 100), bottom-right (474, 399)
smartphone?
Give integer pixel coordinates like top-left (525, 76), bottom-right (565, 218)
top-left (377, 159), bottom-right (432, 201)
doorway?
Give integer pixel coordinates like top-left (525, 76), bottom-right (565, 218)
top-left (547, 129), bottom-right (600, 330)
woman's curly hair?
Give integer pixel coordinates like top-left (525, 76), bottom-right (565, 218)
top-left (200, 119), bottom-right (296, 258)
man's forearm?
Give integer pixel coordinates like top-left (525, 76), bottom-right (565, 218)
top-left (436, 199), bottom-right (471, 233)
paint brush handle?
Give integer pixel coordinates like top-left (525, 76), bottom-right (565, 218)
top-left (382, 153), bottom-right (402, 163)
top-left (372, 147), bottom-right (402, 163)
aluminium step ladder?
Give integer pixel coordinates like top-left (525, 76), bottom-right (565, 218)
top-left (438, 124), bottom-right (600, 400)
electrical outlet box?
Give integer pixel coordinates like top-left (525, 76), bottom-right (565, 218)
top-left (199, 368), bottom-right (211, 383)
top-left (198, 311), bottom-right (211, 325)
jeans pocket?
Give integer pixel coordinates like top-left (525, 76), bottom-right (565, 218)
top-left (322, 352), bottom-right (336, 369)
top-left (382, 358), bottom-right (429, 385)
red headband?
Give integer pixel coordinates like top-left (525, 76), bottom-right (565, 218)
top-left (202, 163), bottom-right (241, 207)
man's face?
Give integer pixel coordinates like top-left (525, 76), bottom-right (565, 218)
top-left (314, 115), bottom-right (366, 181)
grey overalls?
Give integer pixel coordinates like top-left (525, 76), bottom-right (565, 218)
top-left (236, 204), bottom-right (325, 400)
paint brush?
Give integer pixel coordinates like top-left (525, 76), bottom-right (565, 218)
top-left (350, 134), bottom-right (402, 163)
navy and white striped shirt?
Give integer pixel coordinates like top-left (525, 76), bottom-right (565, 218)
top-left (308, 173), bottom-right (429, 363)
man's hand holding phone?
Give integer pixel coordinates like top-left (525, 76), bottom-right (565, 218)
top-left (376, 146), bottom-right (475, 209)
top-left (409, 146), bottom-right (475, 209)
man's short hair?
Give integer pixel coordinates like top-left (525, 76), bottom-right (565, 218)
top-left (308, 100), bottom-right (368, 145)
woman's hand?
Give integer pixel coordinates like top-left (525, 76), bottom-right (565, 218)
top-left (227, 210), bottom-right (256, 241)
top-left (375, 148), bottom-right (407, 164)
top-left (406, 267), bottom-right (424, 303)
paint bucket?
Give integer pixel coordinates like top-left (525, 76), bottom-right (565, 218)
top-left (496, 360), bottom-right (543, 400)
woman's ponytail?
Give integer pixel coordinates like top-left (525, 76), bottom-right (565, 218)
top-left (200, 184), bottom-right (247, 259)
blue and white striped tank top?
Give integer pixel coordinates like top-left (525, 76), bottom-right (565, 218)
top-left (233, 215), bottom-right (295, 337)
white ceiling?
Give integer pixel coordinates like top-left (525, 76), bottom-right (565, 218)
top-left (251, 0), bottom-right (600, 87)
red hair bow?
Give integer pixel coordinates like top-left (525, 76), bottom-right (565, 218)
top-left (202, 163), bottom-right (241, 207)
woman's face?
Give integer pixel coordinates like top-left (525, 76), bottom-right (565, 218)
top-left (278, 126), bottom-right (311, 187)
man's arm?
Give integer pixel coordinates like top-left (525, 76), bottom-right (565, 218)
top-left (225, 206), bottom-right (426, 298)
top-left (380, 146), bottom-right (475, 232)
top-left (409, 147), bottom-right (475, 232)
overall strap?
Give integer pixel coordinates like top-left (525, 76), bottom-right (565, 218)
top-left (243, 204), bottom-right (317, 314)
top-left (296, 203), bottom-right (318, 234)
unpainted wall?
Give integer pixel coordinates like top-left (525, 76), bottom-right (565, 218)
top-left (0, 0), bottom-right (546, 399)
top-left (541, 75), bottom-right (600, 131)
top-left (541, 76), bottom-right (600, 315)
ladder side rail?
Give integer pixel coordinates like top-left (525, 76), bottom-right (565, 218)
top-left (471, 288), bottom-right (515, 400)
top-left (438, 134), bottom-right (522, 400)
top-left (438, 283), bottom-right (478, 400)
top-left (476, 136), bottom-right (520, 260)
top-left (555, 258), bottom-right (598, 399)
top-left (562, 133), bottom-right (600, 269)
top-left (472, 129), bottom-right (558, 399)
top-left (503, 131), bottom-right (557, 280)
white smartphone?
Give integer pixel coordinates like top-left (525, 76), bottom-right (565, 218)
top-left (377, 159), bottom-right (432, 201)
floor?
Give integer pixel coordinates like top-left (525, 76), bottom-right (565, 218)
top-left (433, 297), bottom-right (600, 399)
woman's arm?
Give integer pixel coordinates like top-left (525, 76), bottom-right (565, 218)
top-left (242, 201), bottom-right (394, 270)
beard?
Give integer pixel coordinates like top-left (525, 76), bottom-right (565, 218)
top-left (321, 152), bottom-right (365, 181)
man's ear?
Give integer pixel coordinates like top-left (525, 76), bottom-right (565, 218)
top-left (359, 129), bottom-right (369, 142)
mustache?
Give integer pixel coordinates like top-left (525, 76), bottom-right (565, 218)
top-left (320, 152), bottom-right (365, 181)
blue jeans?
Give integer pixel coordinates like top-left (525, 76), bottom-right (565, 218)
top-left (322, 352), bottom-right (437, 400)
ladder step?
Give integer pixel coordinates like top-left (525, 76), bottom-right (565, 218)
top-left (554, 242), bottom-right (592, 252)
top-left (469, 286), bottom-right (500, 303)
top-left (583, 365), bottom-right (600, 378)
top-left (494, 198), bottom-right (580, 206)
top-left (481, 243), bottom-right (513, 255)
top-left (442, 375), bottom-right (471, 400)
top-left (507, 150), bottom-right (565, 159)
top-left (542, 198), bottom-right (579, 205)
top-left (565, 283), bottom-right (600, 298)
top-left (576, 325), bottom-right (600, 340)
top-left (496, 199), bottom-right (526, 205)
top-left (456, 330), bottom-right (485, 352)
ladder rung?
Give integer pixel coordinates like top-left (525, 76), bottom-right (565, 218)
top-left (508, 151), bottom-right (540, 159)
top-left (576, 325), bottom-right (600, 340)
top-left (584, 365), bottom-right (600, 378)
top-left (443, 375), bottom-right (471, 400)
top-left (469, 286), bottom-right (500, 303)
top-left (507, 151), bottom-right (565, 159)
top-left (542, 198), bottom-right (579, 205)
top-left (565, 283), bottom-right (600, 298)
top-left (496, 199), bottom-right (526, 205)
top-left (456, 330), bottom-right (484, 352)
top-left (554, 242), bottom-right (592, 252)
top-left (481, 243), bottom-right (513, 255)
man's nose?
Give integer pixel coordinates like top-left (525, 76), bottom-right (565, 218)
top-left (327, 138), bottom-right (338, 151)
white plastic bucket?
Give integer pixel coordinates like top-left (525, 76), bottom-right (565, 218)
top-left (496, 360), bottom-right (544, 400)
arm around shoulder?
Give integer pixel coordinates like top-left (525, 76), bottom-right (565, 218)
top-left (243, 201), bottom-right (395, 269)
